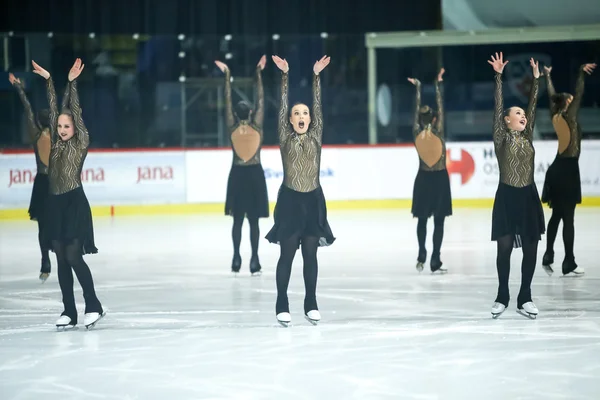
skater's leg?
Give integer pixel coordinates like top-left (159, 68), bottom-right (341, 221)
top-left (432, 216), bottom-right (445, 259)
top-left (561, 204), bottom-right (576, 261)
top-left (300, 236), bottom-right (319, 313)
top-left (417, 217), bottom-right (427, 261)
top-left (64, 240), bottom-right (103, 314)
top-left (517, 238), bottom-right (538, 308)
top-left (248, 216), bottom-right (260, 259)
top-left (275, 235), bottom-right (300, 314)
top-left (495, 234), bottom-right (514, 306)
top-left (37, 220), bottom-right (50, 273)
top-left (232, 214), bottom-right (244, 258)
top-left (54, 240), bottom-right (77, 322)
top-left (545, 207), bottom-right (562, 256)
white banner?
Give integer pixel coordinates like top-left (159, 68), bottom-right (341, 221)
top-left (0, 151), bottom-right (187, 208)
top-left (2, 141), bottom-right (600, 209)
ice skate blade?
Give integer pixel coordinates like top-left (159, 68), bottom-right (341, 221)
top-left (416, 262), bottom-right (424, 273)
top-left (85, 311), bottom-right (107, 330)
top-left (56, 324), bottom-right (76, 331)
top-left (516, 309), bottom-right (537, 320)
top-left (304, 316), bottom-right (319, 325)
top-left (277, 320), bottom-right (289, 328)
top-left (542, 265), bottom-right (553, 277)
top-left (251, 270), bottom-right (262, 276)
top-left (431, 268), bottom-right (448, 275)
top-left (491, 312), bottom-right (503, 319)
top-left (39, 273), bottom-right (50, 283)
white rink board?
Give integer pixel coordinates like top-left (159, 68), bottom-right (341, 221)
top-left (1, 141), bottom-right (600, 209)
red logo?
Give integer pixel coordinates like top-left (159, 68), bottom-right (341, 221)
top-left (446, 149), bottom-right (475, 185)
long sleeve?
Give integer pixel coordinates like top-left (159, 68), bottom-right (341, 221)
top-left (524, 77), bottom-right (540, 141)
top-left (253, 66), bottom-right (264, 130)
top-left (492, 73), bottom-right (505, 149)
top-left (46, 77), bottom-right (59, 144)
top-left (545, 72), bottom-right (556, 119)
top-left (69, 79), bottom-right (90, 149)
top-left (277, 71), bottom-right (290, 145)
top-left (412, 80), bottom-right (421, 139)
top-left (14, 82), bottom-right (40, 143)
top-left (310, 73), bottom-right (323, 144)
top-left (61, 81), bottom-right (72, 112)
top-left (434, 79), bottom-right (444, 138)
top-left (566, 65), bottom-right (586, 120)
top-left (223, 69), bottom-right (235, 130)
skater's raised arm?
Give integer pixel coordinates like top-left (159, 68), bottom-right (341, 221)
top-left (32, 60), bottom-right (60, 145)
top-left (310, 56), bottom-right (330, 145)
top-left (567, 63), bottom-right (596, 120)
top-left (253, 55), bottom-right (266, 130)
top-left (214, 61), bottom-right (236, 130)
top-left (272, 55), bottom-right (291, 145)
top-left (434, 68), bottom-right (445, 137)
top-left (544, 66), bottom-right (556, 118)
top-left (66, 59), bottom-right (89, 149)
top-left (407, 78), bottom-right (421, 139)
top-left (524, 59), bottom-right (540, 141)
top-left (10, 74), bottom-right (41, 143)
top-left (488, 53), bottom-right (508, 149)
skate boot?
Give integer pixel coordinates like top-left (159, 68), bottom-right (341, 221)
top-left (491, 302), bottom-right (506, 319)
top-left (541, 251), bottom-right (554, 276)
top-left (39, 258), bottom-right (51, 283)
top-left (84, 311), bottom-right (106, 330)
top-left (305, 310), bottom-right (321, 325)
top-left (517, 302), bottom-right (538, 319)
top-left (276, 312), bottom-right (291, 327)
top-left (562, 257), bottom-right (584, 276)
top-left (430, 253), bottom-right (447, 274)
top-left (416, 249), bottom-right (427, 273)
top-left (249, 256), bottom-right (262, 276)
top-left (56, 315), bottom-right (76, 331)
top-left (231, 254), bottom-right (241, 273)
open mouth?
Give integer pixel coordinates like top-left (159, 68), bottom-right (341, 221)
top-left (519, 119), bottom-right (526, 126)
top-left (298, 121), bottom-right (305, 130)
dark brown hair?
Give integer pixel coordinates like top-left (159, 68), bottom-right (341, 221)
top-left (234, 101), bottom-right (253, 120)
top-left (550, 93), bottom-right (572, 116)
top-left (418, 105), bottom-right (437, 127)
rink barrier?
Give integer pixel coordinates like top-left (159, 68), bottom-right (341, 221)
top-left (2, 142), bottom-right (600, 219)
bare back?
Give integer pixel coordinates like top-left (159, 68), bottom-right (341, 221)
top-left (231, 121), bottom-right (261, 163)
top-left (415, 129), bottom-right (443, 168)
top-left (37, 130), bottom-right (51, 168)
top-left (552, 114), bottom-right (571, 155)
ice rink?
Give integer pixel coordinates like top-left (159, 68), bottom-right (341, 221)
top-left (1, 208), bottom-right (599, 400)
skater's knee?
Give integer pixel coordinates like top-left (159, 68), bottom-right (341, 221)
top-left (433, 216), bottom-right (445, 227)
top-left (232, 215), bottom-right (244, 228)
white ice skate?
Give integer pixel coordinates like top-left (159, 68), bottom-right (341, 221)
top-left (416, 261), bottom-right (424, 273)
top-left (55, 315), bottom-right (76, 331)
top-left (39, 272), bottom-right (50, 283)
top-left (491, 302), bottom-right (506, 319)
top-left (563, 266), bottom-right (585, 277)
top-left (84, 311), bottom-right (106, 330)
top-left (276, 312), bottom-right (291, 327)
top-left (431, 265), bottom-right (448, 274)
top-left (304, 310), bottom-right (321, 325)
top-left (517, 302), bottom-right (538, 319)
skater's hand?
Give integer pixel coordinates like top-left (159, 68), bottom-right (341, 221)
top-left (437, 68), bottom-right (445, 82)
top-left (257, 55), bottom-right (266, 70)
top-left (487, 52), bottom-right (508, 74)
top-left (214, 61), bottom-right (229, 73)
top-left (313, 55), bottom-right (331, 75)
top-left (31, 60), bottom-right (50, 80)
top-left (68, 58), bottom-right (84, 81)
top-left (542, 65), bottom-right (552, 76)
top-left (530, 58), bottom-right (540, 79)
top-left (272, 55), bottom-right (289, 73)
top-left (8, 73), bottom-right (21, 85)
top-left (583, 63), bottom-right (597, 75)
top-left (407, 77), bottom-right (420, 86)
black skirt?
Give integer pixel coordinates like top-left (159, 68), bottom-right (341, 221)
top-left (45, 186), bottom-right (98, 255)
top-left (225, 164), bottom-right (269, 219)
top-left (491, 182), bottom-right (545, 248)
top-left (28, 173), bottom-right (49, 221)
top-left (411, 169), bottom-right (453, 218)
top-left (541, 156), bottom-right (581, 209)
top-left (265, 185), bottom-right (335, 248)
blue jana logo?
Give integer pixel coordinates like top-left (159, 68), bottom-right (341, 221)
top-left (264, 168), bottom-right (334, 179)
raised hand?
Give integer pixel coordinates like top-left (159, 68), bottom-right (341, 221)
top-left (8, 73), bottom-right (21, 85)
top-left (31, 60), bottom-right (50, 80)
top-left (257, 55), bottom-right (266, 70)
top-left (583, 63), bottom-right (597, 75)
top-left (68, 58), bottom-right (85, 82)
top-left (437, 68), bottom-right (445, 82)
top-left (313, 55), bottom-right (331, 75)
top-left (272, 55), bottom-right (289, 73)
top-left (530, 58), bottom-right (540, 79)
top-left (214, 60), bottom-right (229, 73)
top-left (543, 65), bottom-right (552, 76)
top-left (407, 78), bottom-right (420, 86)
top-left (487, 52), bottom-right (508, 74)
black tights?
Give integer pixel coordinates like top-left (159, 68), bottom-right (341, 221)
top-left (545, 204), bottom-right (576, 260)
top-left (417, 216), bottom-right (445, 260)
top-left (495, 235), bottom-right (538, 308)
top-left (232, 215), bottom-right (260, 259)
top-left (37, 220), bottom-right (51, 273)
top-left (53, 239), bottom-right (102, 323)
top-left (275, 235), bottom-right (319, 315)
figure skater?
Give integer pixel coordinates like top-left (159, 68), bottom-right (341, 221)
top-left (266, 55), bottom-right (335, 327)
top-left (407, 68), bottom-right (451, 274)
top-left (488, 53), bottom-right (543, 319)
top-left (214, 55), bottom-right (269, 275)
top-left (32, 58), bottom-right (105, 329)
top-left (541, 62), bottom-right (596, 276)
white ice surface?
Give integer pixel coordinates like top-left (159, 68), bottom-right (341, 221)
top-left (1, 208), bottom-right (599, 400)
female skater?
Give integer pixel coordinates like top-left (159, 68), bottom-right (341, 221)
top-left (407, 68), bottom-right (451, 274)
top-left (541, 63), bottom-right (596, 276)
top-left (214, 55), bottom-right (269, 275)
top-left (488, 53), bottom-right (543, 319)
top-left (266, 55), bottom-right (335, 327)
top-left (8, 73), bottom-right (65, 282)
top-left (32, 58), bottom-right (105, 329)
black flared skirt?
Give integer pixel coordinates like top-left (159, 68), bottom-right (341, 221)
top-left (225, 164), bottom-right (269, 219)
top-left (45, 186), bottom-right (98, 255)
top-left (265, 185), bottom-right (335, 248)
top-left (28, 173), bottom-right (49, 221)
top-left (491, 182), bottom-right (545, 248)
top-left (411, 169), bottom-right (453, 218)
top-left (541, 156), bottom-right (581, 209)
